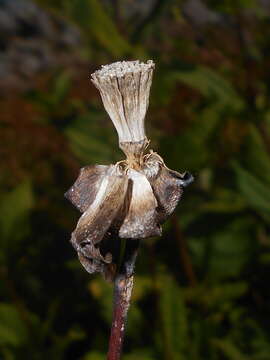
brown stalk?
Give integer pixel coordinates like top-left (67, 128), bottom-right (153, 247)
top-left (107, 274), bottom-right (134, 360)
top-left (107, 242), bottom-right (139, 360)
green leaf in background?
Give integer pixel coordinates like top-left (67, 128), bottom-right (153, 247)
top-left (189, 218), bottom-right (254, 280)
top-left (156, 274), bottom-right (188, 360)
top-left (70, 0), bottom-right (131, 57)
top-left (0, 181), bottom-right (34, 252)
top-left (122, 350), bottom-right (155, 360)
top-left (242, 125), bottom-right (270, 185)
top-left (208, 0), bottom-right (257, 14)
top-left (248, 319), bottom-right (270, 360)
top-left (200, 188), bottom-right (246, 213)
top-left (212, 338), bottom-right (249, 360)
top-left (160, 105), bottom-right (222, 170)
top-left (168, 66), bottom-right (243, 110)
top-left (65, 112), bottom-right (120, 165)
top-left (0, 303), bottom-right (28, 348)
top-left (208, 220), bottom-right (253, 279)
top-left (83, 352), bottom-right (105, 360)
top-left (184, 281), bottom-right (248, 308)
top-left (88, 277), bottom-right (113, 325)
top-left (233, 162), bottom-right (270, 220)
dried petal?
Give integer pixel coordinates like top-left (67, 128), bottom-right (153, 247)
top-left (143, 153), bottom-right (194, 223)
top-left (65, 165), bottom-right (109, 213)
top-left (77, 251), bottom-right (117, 281)
top-left (77, 251), bottom-right (105, 274)
top-left (70, 166), bottom-right (128, 262)
top-left (119, 169), bottom-right (161, 239)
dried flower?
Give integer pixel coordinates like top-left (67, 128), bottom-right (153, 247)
top-left (65, 60), bottom-right (193, 280)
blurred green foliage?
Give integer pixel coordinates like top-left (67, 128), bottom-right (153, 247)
top-left (1, 0), bottom-right (270, 359)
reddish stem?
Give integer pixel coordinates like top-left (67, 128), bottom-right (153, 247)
top-left (107, 274), bottom-right (134, 360)
top-left (107, 244), bottom-right (138, 360)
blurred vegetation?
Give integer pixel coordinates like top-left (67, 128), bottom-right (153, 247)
top-left (1, 0), bottom-right (270, 359)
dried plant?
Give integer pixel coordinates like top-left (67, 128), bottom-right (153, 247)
top-left (65, 60), bottom-right (193, 360)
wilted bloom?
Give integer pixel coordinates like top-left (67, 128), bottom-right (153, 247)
top-left (65, 60), bottom-right (193, 280)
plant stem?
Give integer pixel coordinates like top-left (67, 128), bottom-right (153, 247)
top-left (107, 242), bottom-right (139, 360)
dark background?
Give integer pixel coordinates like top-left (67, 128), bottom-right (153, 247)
top-left (1, 0), bottom-right (270, 359)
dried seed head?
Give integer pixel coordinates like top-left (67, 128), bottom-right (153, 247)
top-left (91, 60), bottom-right (154, 146)
top-left (66, 60), bottom-right (193, 281)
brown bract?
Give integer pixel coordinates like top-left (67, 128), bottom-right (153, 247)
top-left (65, 60), bottom-right (193, 280)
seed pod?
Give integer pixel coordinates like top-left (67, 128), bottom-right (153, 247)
top-left (66, 60), bottom-right (193, 280)
top-left (91, 60), bottom-right (154, 144)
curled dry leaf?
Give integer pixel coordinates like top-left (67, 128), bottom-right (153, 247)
top-left (65, 60), bottom-right (193, 280)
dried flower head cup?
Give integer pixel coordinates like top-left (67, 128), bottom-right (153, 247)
top-left (65, 60), bottom-right (193, 280)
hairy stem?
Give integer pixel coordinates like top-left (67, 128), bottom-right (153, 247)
top-left (107, 242), bottom-right (139, 360)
